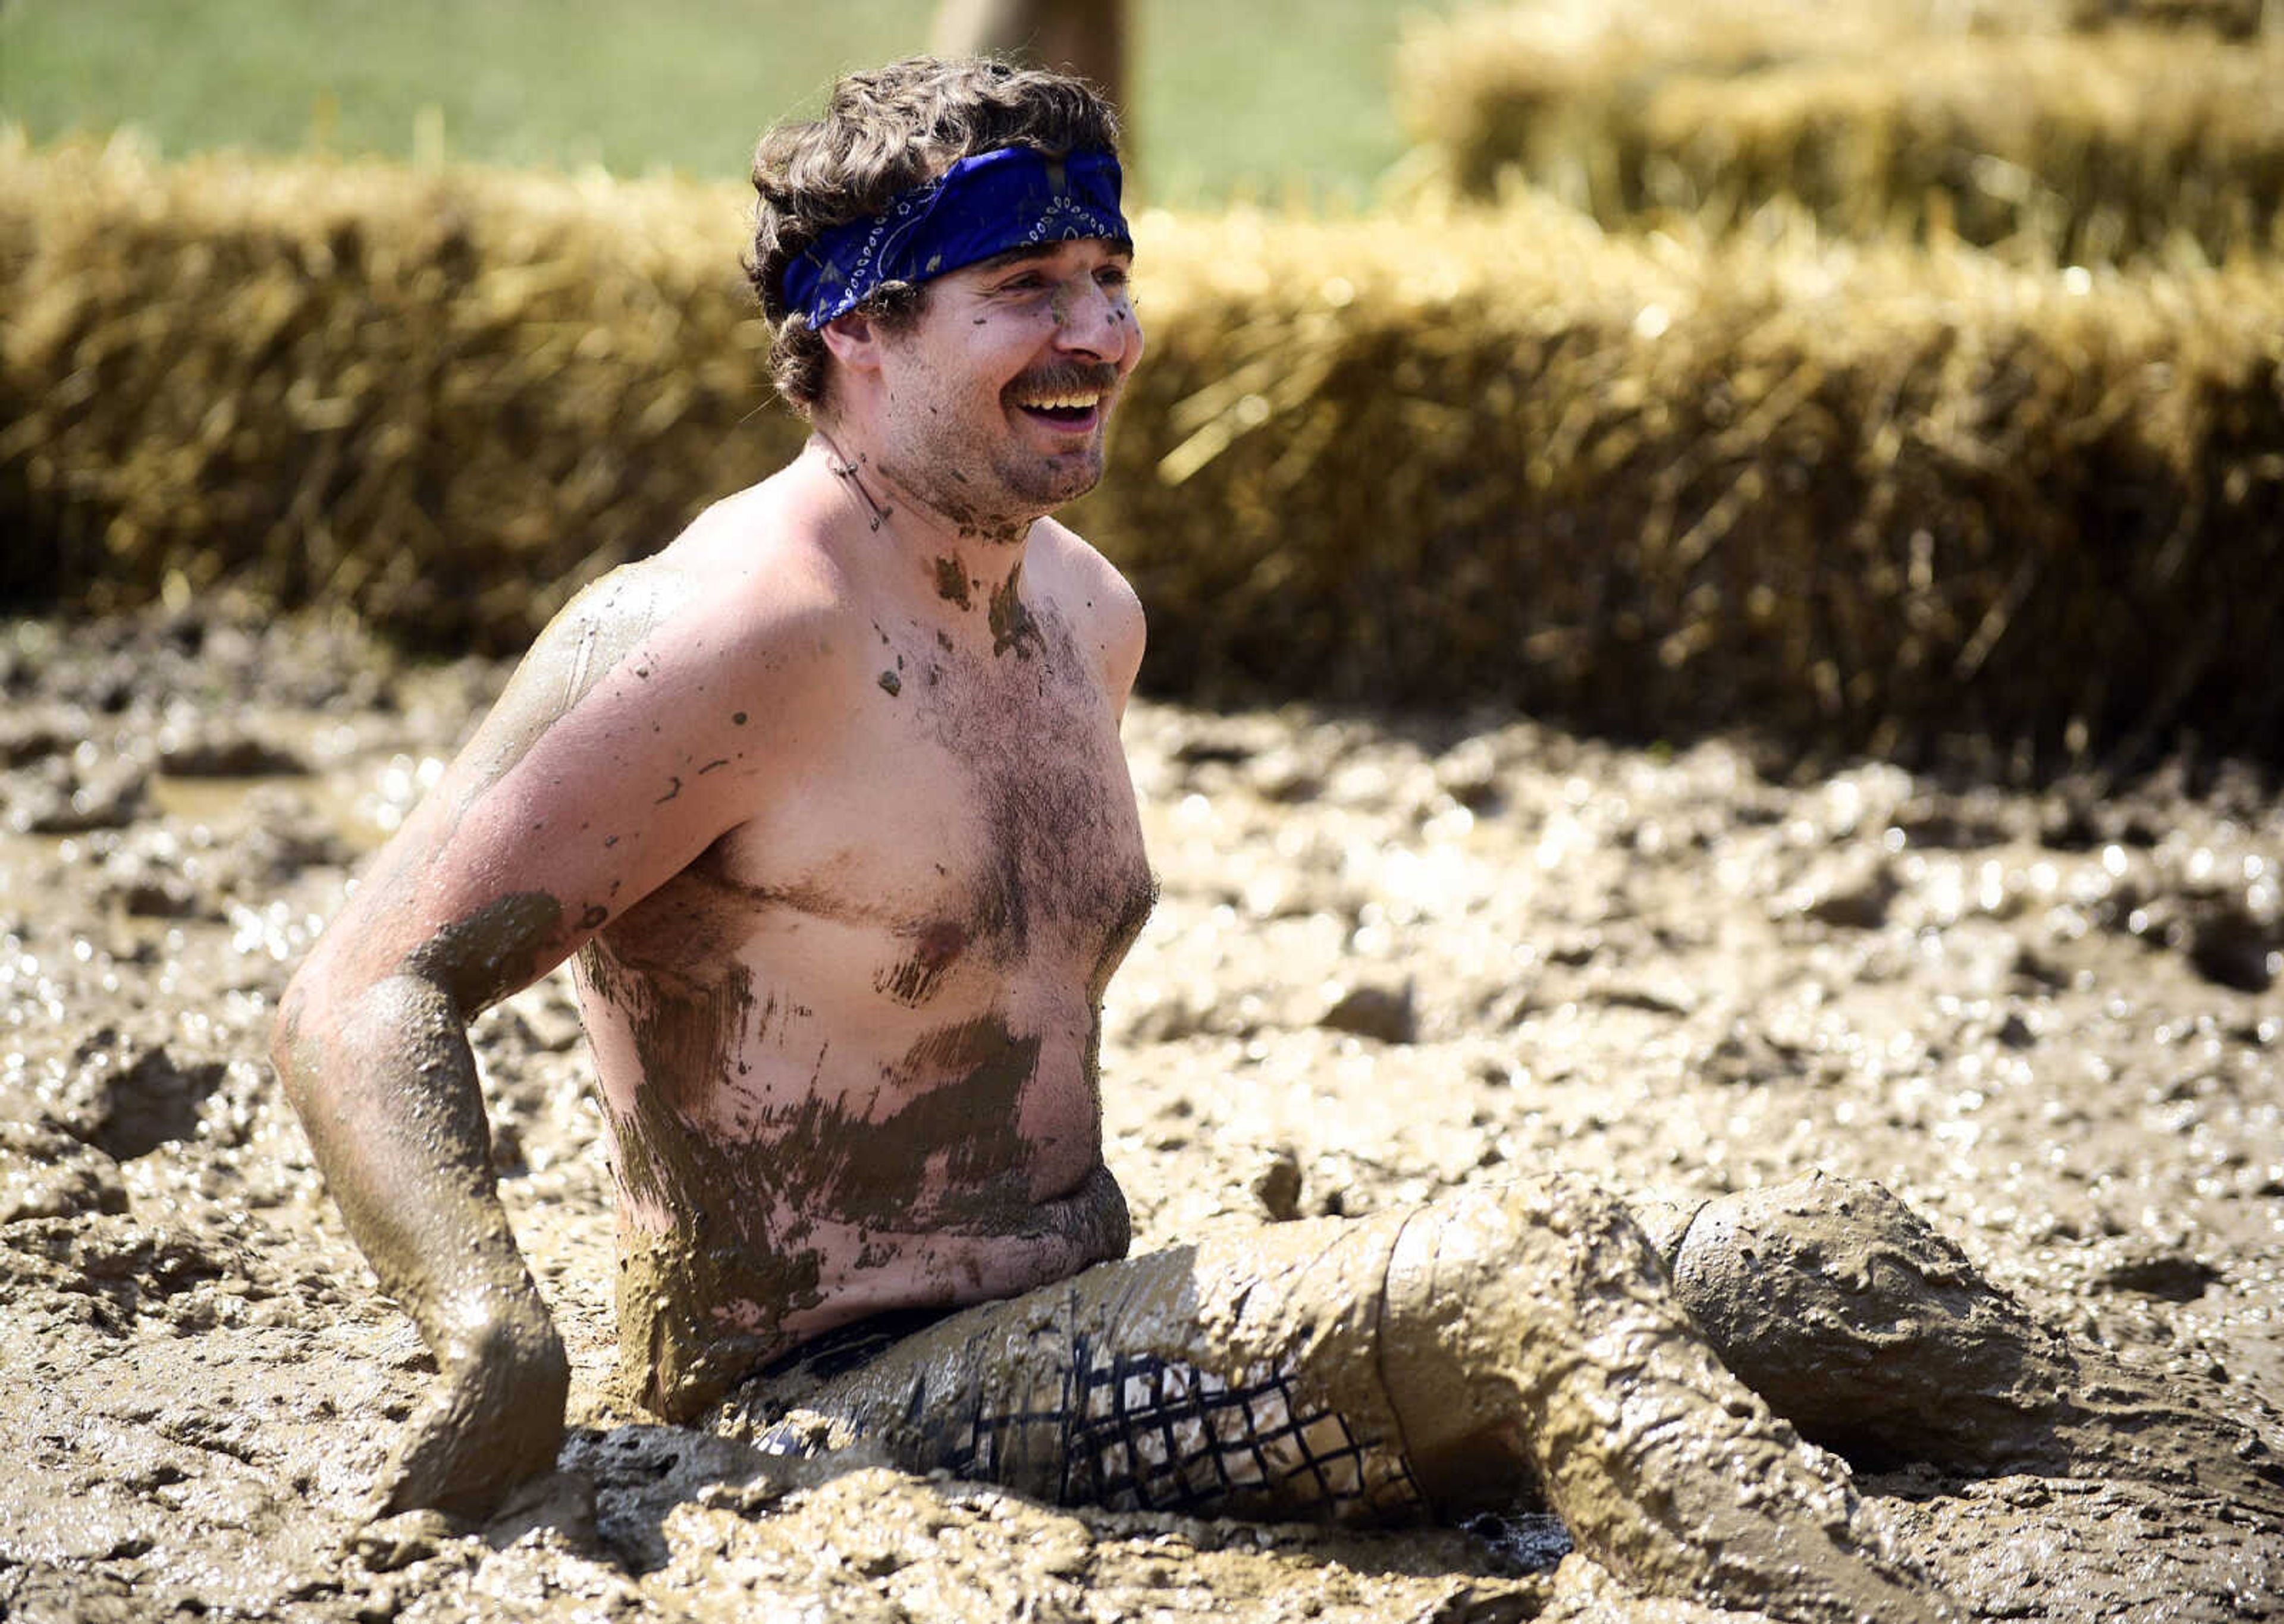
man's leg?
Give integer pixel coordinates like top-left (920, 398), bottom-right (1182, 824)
top-left (713, 1175), bottom-right (1952, 1622)
top-left (1638, 1173), bottom-right (2284, 1516)
top-left (1376, 1177), bottom-right (1950, 1623)
top-left (716, 1212), bottom-right (1430, 1525)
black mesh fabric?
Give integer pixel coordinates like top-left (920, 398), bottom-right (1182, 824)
top-left (748, 1327), bottom-right (1425, 1523)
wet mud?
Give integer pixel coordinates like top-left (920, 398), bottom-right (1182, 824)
top-left (3, 602), bottom-right (2282, 1620)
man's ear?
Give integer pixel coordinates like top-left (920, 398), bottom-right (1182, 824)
top-left (819, 310), bottom-right (886, 376)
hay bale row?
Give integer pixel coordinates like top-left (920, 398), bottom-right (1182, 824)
top-left (1396, 16), bottom-right (2284, 262)
top-left (0, 133), bottom-right (803, 642)
top-left (5, 142), bottom-right (2282, 761)
top-left (2096, 0), bottom-right (2279, 37)
top-left (1074, 204), bottom-right (2284, 763)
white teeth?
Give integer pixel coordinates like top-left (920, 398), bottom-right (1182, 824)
top-left (1015, 392), bottom-right (1102, 411)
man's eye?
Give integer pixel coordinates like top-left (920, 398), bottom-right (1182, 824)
top-left (1097, 266), bottom-right (1131, 289)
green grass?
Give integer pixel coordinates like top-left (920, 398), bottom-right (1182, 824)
top-left (0, 0), bottom-right (1459, 206)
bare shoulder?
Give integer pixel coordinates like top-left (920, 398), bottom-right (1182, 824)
top-left (296, 482), bottom-right (858, 1004)
top-left (462, 494), bottom-right (845, 768)
top-left (1030, 517), bottom-right (1146, 702)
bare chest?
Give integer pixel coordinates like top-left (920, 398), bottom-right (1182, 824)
top-left (606, 608), bottom-right (1154, 1008)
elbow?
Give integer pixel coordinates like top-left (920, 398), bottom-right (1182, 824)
top-left (270, 950), bottom-right (333, 1110)
top-left (270, 970), bottom-right (310, 1102)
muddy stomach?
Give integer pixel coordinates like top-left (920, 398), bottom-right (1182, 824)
top-left (610, 1148), bottom-right (1129, 1421)
top-left (582, 962), bottom-right (1127, 1415)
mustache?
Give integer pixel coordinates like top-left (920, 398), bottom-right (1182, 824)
top-left (1003, 361), bottom-right (1122, 400)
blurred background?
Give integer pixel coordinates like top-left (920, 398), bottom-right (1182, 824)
top-left (3, 0), bottom-right (2281, 765)
top-left (0, 0), bottom-right (1456, 207)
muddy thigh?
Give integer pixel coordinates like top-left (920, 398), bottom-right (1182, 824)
top-left (710, 1214), bottom-right (1430, 1526)
top-left (707, 1180), bottom-right (1955, 1624)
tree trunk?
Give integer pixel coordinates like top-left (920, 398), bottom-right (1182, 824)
top-left (931, 0), bottom-right (1128, 114)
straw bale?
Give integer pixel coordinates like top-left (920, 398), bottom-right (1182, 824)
top-left (5, 142), bottom-right (2282, 761)
top-left (1397, 17), bottom-right (2284, 262)
top-left (1067, 202), bottom-right (2284, 761)
top-left (0, 131), bottom-right (800, 646)
top-left (2075, 0), bottom-right (2277, 36)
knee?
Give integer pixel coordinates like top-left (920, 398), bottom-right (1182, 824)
top-left (1389, 1177), bottom-right (1671, 1325)
top-left (1665, 1173), bottom-right (2052, 1462)
top-left (1375, 1177), bottom-right (1673, 1510)
top-left (1667, 1172), bottom-right (2028, 1353)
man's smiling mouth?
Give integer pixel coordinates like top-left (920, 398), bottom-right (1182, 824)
top-left (1006, 363), bottom-right (1121, 428)
top-left (1010, 389), bottom-right (1106, 425)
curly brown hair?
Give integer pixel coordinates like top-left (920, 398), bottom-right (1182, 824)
top-left (748, 56), bottom-right (1123, 416)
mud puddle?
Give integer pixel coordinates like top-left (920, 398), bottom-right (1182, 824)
top-left (1, 605), bottom-right (2279, 1620)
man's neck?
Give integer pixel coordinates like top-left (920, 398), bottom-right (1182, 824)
top-left (801, 431), bottom-right (1038, 636)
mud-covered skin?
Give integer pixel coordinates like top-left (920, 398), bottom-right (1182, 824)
top-left (272, 887), bottom-right (576, 1520)
top-left (273, 232), bottom-right (1150, 1511)
top-left (269, 561), bottom-right (733, 1516)
top-left (1661, 1174), bottom-right (2284, 1521)
top-left (1381, 1182), bottom-right (1962, 1624)
top-left (565, 554), bottom-right (1153, 1420)
top-left (277, 489), bottom-right (1154, 1486)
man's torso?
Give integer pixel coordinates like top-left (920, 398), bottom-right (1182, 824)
top-left (568, 491), bottom-right (1153, 1415)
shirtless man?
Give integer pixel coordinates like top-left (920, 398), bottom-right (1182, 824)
top-left (274, 56), bottom-right (2276, 1623)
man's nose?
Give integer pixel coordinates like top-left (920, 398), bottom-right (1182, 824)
top-left (1053, 282), bottom-right (1133, 360)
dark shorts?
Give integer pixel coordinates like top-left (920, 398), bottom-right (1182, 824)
top-left (751, 1306), bottom-right (959, 1385)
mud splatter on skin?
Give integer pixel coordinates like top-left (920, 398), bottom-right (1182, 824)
top-left (1089, 875), bottom-right (1159, 1007)
top-left (988, 564), bottom-right (1043, 659)
top-left (945, 605), bottom-right (1151, 979)
top-left (851, 600), bottom-right (1159, 1142)
top-left (576, 939), bottom-right (824, 1418)
top-left (875, 920), bottom-right (970, 1007)
top-left (576, 839), bottom-right (1130, 1420)
top-left (257, 559), bottom-right (733, 1519)
top-left (879, 670), bottom-right (902, 698)
top-left (933, 555), bottom-right (973, 610)
top-left (334, 563), bottom-right (710, 963)
top-left (459, 569), bottom-right (696, 826)
top-left (401, 891), bottom-right (567, 1010)
top-left (578, 941), bottom-right (761, 1124)
top-left (1077, 877), bottom-right (1162, 1120)
top-left (853, 1019), bottom-right (1044, 1220)
top-left (273, 888), bottom-right (579, 1518)
top-left (871, 452), bottom-right (1011, 546)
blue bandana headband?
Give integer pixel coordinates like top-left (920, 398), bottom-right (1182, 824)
top-left (780, 145), bottom-right (1128, 329)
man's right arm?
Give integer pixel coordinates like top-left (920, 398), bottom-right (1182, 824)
top-left (274, 922), bottom-right (572, 1519)
top-left (272, 557), bottom-right (811, 1518)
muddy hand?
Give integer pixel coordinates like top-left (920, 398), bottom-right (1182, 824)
top-left (378, 1292), bottom-right (571, 1522)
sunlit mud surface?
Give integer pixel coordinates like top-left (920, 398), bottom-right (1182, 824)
top-left (3, 605), bottom-right (2280, 1621)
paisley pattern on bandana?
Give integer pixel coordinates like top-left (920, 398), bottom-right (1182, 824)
top-left (782, 146), bottom-right (1128, 329)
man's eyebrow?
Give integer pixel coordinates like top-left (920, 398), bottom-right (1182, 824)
top-left (972, 241), bottom-right (1135, 277)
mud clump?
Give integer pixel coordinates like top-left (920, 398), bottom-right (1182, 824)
top-left (1, 605), bottom-right (2280, 1621)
